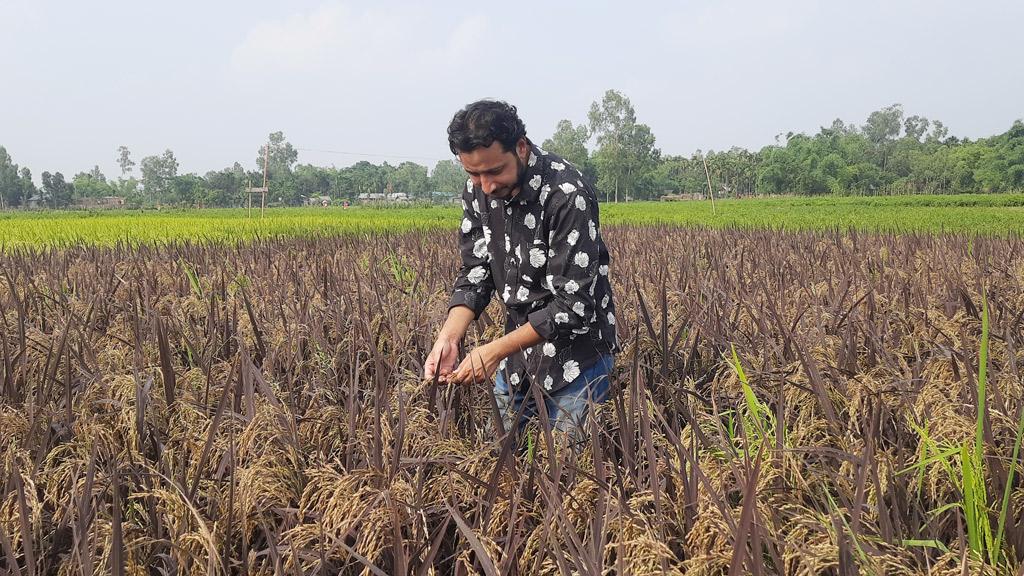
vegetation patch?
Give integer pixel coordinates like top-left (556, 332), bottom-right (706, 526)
top-left (2, 193), bottom-right (1024, 248)
top-left (2, 227), bottom-right (1023, 573)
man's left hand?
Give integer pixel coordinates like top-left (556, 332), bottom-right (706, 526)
top-left (448, 343), bottom-right (503, 385)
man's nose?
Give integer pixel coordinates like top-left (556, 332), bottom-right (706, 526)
top-left (481, 175), bottom-right (496, 194)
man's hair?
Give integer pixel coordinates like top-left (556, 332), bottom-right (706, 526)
top-left (447, 100), bottom-right (528, 155)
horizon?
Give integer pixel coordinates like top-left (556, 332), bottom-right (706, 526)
top-left (2, 0), bottom-right (1022, 181)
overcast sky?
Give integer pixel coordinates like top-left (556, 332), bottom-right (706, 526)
top-left (2, 0), bottom-right (1022, 180)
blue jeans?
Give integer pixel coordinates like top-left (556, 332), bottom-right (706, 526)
top-left (494, 354), bottom-right (614, 434)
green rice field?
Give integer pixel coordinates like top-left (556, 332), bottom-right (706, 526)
top-left (1, 193), bottom-right (1023, 247)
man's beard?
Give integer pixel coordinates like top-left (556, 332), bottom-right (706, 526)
top-left (492, 154), bottom-right (527, 199)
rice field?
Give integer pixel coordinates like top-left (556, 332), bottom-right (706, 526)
top-left (2, 201), bottom-right (1024, 573)
top-left (2, 193), bottom-right (1024, 248)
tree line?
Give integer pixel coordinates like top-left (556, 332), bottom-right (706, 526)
top-left (0, 135), bottom-right (469, 210)
top-left (1, 91), bottom-right (1021, 209)
top-left (558, 93), bottom-right (1023, 200)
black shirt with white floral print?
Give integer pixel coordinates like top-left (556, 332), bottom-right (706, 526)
top-left (448, 143), bottom-right (619, 394)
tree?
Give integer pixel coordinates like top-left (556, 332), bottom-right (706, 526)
top-left (1006, 120), bottom-right (1024, 188)
top-left (863, 104), bottom-right (904, 145)
top-left (587, 90), bottom-right (660, 201)
top-left (112, 178), bottom-right (143, 207)
top-left (204, 167), bottom-right (245, 207)
top-left (822, 118), bottom-right (856, 138)
top-left (652, 155), bottom-right (706, 195)
top-left (542, 120), bottom-right (590, 165)
top-left (257, 131), bottom-right (298, 180)
top-left (72, 169), bottom-right (114, 199)
top-left (117, 146), bottom-right (135, 176)
top-left (290, 164), bottom-right (334, 204)
top-left (0, 148), bottom-right (40, 209)
top-left (72, 165), bottom-right (112, 200)
top-left (704, 147), bottom-right (758, 197)
top-left (430, 159), bottom-right (466, 197)
top-left (542, 119), bottom-right (597, 184)
top-left (170, 174), bottom-right (210, 207)
top-left (41, 171), bottom-right (75, 208)
top-left (863, 103), bottom-right (904, 171)
top-left (254, 132), bottom-right (299, 205)
top-left (139, 149), bottom-right (179, 204)
top-left (19, 168), bottom-right (37, 206)
top-left (903, 115), bottom-right (930, 142)
top-left (389, 162), bottom-right (430, 198)
top-left (0, 146), bottom-right (25, 208)
top-left (926, 121), bottom-right (950, 145)
top-left (346, 161), bottom-right (386, 196)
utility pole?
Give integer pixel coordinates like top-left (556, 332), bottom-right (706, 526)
top-left (261, 142), bottom-right (268, 219)
top-left (245, 140), bottom-right (270, 219)
top-left (702, 154), bottom-right (716, 215)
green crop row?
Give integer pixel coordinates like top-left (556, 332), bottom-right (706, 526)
top-left (2, 193), bottom-right (1022, 247)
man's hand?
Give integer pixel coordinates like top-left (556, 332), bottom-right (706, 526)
top-left (424, 337), bottom-right (460, 383)
top-left (447, 322), bottom-right (545, 385)
top-left (448, 342), bottom-right (502, 385)
top-left (424, 306), bottom-right (476, 382)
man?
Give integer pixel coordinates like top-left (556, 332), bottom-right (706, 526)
top-left (423, 100), bottom-right (618, 433)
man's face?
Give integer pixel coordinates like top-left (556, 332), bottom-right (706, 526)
top-left (458, 139), bottom-right (529, 200)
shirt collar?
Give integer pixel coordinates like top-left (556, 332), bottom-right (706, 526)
top-left (507, 143), bottom-right (544, 206)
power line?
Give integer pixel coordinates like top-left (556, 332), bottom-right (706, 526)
top-left (296, 148), bottom-right (449, 163)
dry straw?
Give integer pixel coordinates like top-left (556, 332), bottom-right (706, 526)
top-left (0, 227), bottom-right (1022, 574)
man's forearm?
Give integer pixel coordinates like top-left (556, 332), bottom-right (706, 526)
top-left (440, 305), bottom-right (476, 341)
top-left (489, 322), bottom-right (544, 360)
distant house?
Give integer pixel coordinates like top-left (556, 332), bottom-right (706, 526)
top-left (357, 193), bottom-right (386, 203)
top-left (661, 192), bottom-right (706, 201)
top-left (428, 190), bottom-right (460, 204)
top-left (357, 192), bottom-right (412, 204)
top-left (25, 194), bottom-right (48, 209)
top-left (76, 196), bottom-right (125, 209)
top-left (303, 195), bottom-right (331, 207)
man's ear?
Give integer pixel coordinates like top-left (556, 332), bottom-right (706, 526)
top-left (516, 138), bottom-right (529, 161)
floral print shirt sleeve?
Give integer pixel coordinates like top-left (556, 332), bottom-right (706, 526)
top-left (448, 179), bottom-right (494, 318)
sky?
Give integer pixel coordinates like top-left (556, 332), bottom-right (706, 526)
top-left (2, 0), bottom-right (1022, 181)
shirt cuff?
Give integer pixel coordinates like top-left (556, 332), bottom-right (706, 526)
top-left (448, 289), bottom-right (486, 319)
top-left (527, 307), bottom-right (558, 341)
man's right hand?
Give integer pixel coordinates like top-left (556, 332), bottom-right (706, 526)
top-left (424, 305), bottom-right (476, 382)
top-left (424, 337), bottom-right (460, 382)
